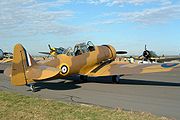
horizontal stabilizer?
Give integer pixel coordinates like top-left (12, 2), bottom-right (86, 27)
top-left (26, 65), bottom-right (60, 80)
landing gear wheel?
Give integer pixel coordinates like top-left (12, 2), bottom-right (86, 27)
top-left (30, 84), bottom-right (36, 92)
top-left (112, 75), bottom-right (120, 84)
top-left (80, 75), bottom-right (88, 83)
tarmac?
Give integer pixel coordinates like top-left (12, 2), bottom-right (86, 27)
top-left (0, 62), bottom-right (180, 119)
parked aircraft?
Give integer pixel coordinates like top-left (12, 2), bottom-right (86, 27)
top-left (0, 49), bottom-right (13, 63)
top-left (137, 45), bottom-right (180, 63)
top-left (4, 42), bottom-right (180, 92)
top-left (39, 44), bottom-right (65, 57)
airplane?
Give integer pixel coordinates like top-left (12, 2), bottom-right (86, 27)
top-left (136, 45), bottom-right (180, 63)
top-left (39, 44), bottom-right (65, 57)
top-left (4, 41), bottom-right (180, 92)
top-left (138, 45), bottom-right (158, 62)
top-left (0, 49), bottom-right (13, 63)
top-left (39, 42), bottom-right (127, 57)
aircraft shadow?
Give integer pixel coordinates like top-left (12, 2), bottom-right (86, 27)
top-left (119, 79), bottom-right (180, 87)
top-left (34, 81), bottom-right (81, 91)
top-left (31, 76), bottom-right (180, 92)
top-left (67, 76), bottom-right (180, 87)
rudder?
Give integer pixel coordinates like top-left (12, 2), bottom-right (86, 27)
top-left (11, 44), bottom-right (35, 86)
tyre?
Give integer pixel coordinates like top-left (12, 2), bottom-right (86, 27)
top-left (80, 75), bottom-right (88, 83)
top-left (112, 75), bottom-right (120, 84)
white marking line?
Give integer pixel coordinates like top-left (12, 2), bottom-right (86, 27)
top-left (26, 52), bottom-right (32, 66)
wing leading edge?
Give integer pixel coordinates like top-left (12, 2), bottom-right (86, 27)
top-left (86, 62), bottom-right (180, 77)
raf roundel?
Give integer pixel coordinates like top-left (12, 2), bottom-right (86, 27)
top-left (59, 64), bottom-right (70, 76)
top-left (61, 65), bottom-right (68, 74)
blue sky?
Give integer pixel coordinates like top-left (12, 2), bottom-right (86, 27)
top-left (0, 0), bottom-right (180, 55)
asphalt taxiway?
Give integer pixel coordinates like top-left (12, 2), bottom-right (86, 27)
top-left (0, 63), bottom-right (180, 119)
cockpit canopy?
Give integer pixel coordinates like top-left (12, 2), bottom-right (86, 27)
top-left (56, 47), bottom-right (65, 54)
top-left (63, 41), bottom-right (95, 56)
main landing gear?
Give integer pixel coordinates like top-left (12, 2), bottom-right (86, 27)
top-left (29, 84), bottom-right (36, 92)
top-left (80, 75), bottom-right (88, 83)
top-left (112, 75), bottom-right (120, 84)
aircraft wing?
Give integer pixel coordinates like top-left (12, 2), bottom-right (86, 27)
top-left (86, 61), bottom-right (180, 77)
top-left (157, 57), bottom-right (180, 63)
top-left (39, 52), bottom-right (50, 55)
top-left (0, 58), bottom-right (12, 63)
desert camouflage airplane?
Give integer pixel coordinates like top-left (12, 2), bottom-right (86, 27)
top-left (4, 41), bottom-right (180, 92)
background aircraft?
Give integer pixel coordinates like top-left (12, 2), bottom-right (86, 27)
top-left (138, 45), bottom-right (158, 61)
top-left (136, 45), bottom-right (180, 63)
top-left (39, 44), bottom-right (65, 57)
top-left (0, 49), bottom-right (13, 63)
top-left (4, 42), bottom-right (179, 92)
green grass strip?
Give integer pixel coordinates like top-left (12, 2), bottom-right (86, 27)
top-left (0, 91), bottom-right (169, 120)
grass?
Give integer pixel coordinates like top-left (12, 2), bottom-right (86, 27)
top-left (0, 90), bottom-right (170, 120)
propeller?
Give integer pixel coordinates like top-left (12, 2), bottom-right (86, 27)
top-left (145, 44), bottom-right (147, 51)
top-left (40, 44), bottom-right (65, 55)
top-left (139, 44), bottom-right (151, 61)
top-left (39, 44), bottom-right (55, 56)
top-left (143, 45), bottom-right (150, 57)
top-left (48, 44), bottom-right (53, 50)
top-left (116, 51), bottom-right (127, 54)
top-left (143, 50), bottom-right (150, 58)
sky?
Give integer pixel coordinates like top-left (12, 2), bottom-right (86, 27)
top-left (0, 0), bottom-right (180, 55)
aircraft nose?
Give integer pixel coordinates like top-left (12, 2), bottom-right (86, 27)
top-left (103, 45), bottom-right (117, 60)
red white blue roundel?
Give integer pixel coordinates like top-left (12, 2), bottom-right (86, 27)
top-left (161, 63), bottom-right (179, 68)
top-left (61, 65), bottom-right (68, 74)
top-left (60, 64), bottom-right (70, 76)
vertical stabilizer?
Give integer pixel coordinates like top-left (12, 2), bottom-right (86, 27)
top-left (11, 44), bottom-right (35, 86)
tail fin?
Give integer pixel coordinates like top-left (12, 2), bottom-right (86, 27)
top-left (11, 44), bottom-right (36, 86)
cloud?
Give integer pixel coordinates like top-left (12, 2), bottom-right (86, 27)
top-left (119, 5), bottom-right (180, 24)
top-left (97, 4), bottom-right (180, 25)
top-left (0, 0), bottom-right (80, 38)
top-left (87, 0), bottom-right (172, 6)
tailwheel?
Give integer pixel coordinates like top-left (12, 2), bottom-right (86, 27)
top-left (80, 75), bottom-right (88, 83)
top-left (112, 75), bottom-right (120, 84)
top-left (29, 84), bottom-right (36, 92)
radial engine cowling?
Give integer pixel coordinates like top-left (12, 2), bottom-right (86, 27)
top-left (99, 45), bottom-right (116, 61)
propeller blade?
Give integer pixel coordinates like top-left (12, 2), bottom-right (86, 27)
top-left (116, 51), bottom-right (127, 54)
top-left (48, 44), bottom-right (52, 50)
top-left (145, 44), bottom-right (147, 51)
top-left (39, 52), bottom-right (50, 55)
